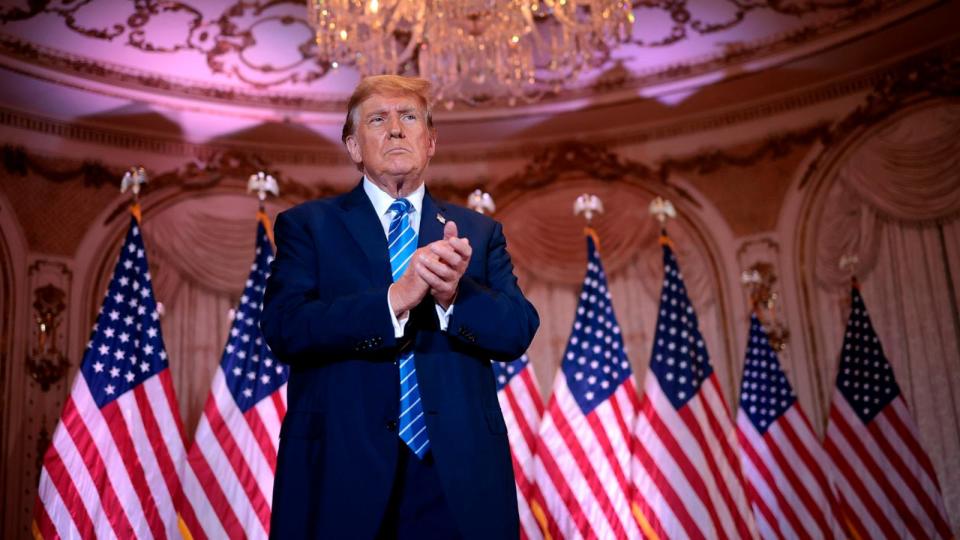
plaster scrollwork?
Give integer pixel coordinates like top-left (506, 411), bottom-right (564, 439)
top-left (0, 0), bottom-right (913, 95)
top-left (631, 0), bottom-right (868, 48)
top-left (0, 0), bottom-right (331, 89)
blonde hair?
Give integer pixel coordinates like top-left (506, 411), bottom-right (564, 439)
top-left (341, 75), bottom-right (434, 143)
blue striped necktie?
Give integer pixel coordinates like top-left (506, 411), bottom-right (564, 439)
top-left (388, 198), bottom-right (430, 459)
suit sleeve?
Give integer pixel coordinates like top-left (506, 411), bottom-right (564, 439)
top-left (446, 221), bottom-right (539, 361)
top-left (261, 210), bottom-right (397, 364)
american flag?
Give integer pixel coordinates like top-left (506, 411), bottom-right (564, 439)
top-left (630, 237), bottom-right (757, 540)
top-left (533, 231), bottom-right (641, 539)
top-left (823, 285), bottom-right (952, 539)
top-left (182, 216), bottom-right (288, 539)
top-left (33, 211), bottom-right (200, 539)
top-left (736, 314), bottom-right (842, 539)
top-left (494, 354), bottom-right (545, 540)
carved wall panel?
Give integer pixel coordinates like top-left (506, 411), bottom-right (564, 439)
top-left (2, 257), bottom-right (74, 539)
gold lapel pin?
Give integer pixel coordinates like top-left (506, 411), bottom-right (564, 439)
top-left (436, 213), bottom-right (446, 224)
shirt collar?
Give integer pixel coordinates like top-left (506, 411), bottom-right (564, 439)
top-left (362, 176), bottom-right (425, 217)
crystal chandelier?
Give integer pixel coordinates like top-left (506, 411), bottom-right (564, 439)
top-left (308, 0), bottom-right (635, 107)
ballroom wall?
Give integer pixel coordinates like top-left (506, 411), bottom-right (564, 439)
top-left (2, 13), bottom-right (959, 539)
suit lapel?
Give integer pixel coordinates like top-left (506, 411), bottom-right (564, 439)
top-left (419, 189), bottom-right (447, 248)
top-left (338, 181), bottom-right (393, 286)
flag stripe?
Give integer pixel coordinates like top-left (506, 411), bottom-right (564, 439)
top-left (257, 392), bottom-right (283, 455)
top-left (630, 415), bottom-right (699, 539)
top-left (586, 411), bottom-right (631, 500)
top-left (194, 414), bottom-right (263, 536)
top-left (32, 489), bottom-right (62, 540)
top-left (637, 398), bottom-right (718, 538)
top-left (101, 399), bottom-right (167, 540)
top-left (779, 410), bottom-right (837, 514)
top-left (548, 400), bottom-right (623, 538)
top-left (888, 399), bottom-right (938, 482)
top-left (534, 420), bottom-right (592, 539)
top-left (680, 398), bottom-right (748, 539)
top-left (738, 422), bottom-right (802, 538)
top-left (272, 390), bottom-right (287, 420)
top-left (767, 416), bottom-right (832, 537)
top-left (62, 396), bottom-right (135, 537)
top-left (831, 403), bottom-right (925, 533)
top-left (555, 380), bottom-right (639, 538)
top-left (243, 406), bottom-right (278, 474)
top-left (643, 392), bottom-right (729, 539)
top-left (704, 379), bottom-right (748, 485)
top-left (692, 390), bottom-right (755, 538)
top-left (213, 373), bottom-right (277, 504)
top-left (42, 443), bottom-right (97, 539)
top-left (186, 423), bottom-right (245, 539)
top-left (529, 481), bottom-right (562, 539)
top-left (146, 373), bottom-right (202, 536)
top-left (510, 453), bottom-right (539, 540)
top-left (825, 416), bottom-right (899, 537)
top-left (836, 491), bottom-right (871, 540)
top-left (865, 415), bottom-right (949, 537)
top-left (611, 383), bottom-right (638, 438)
top-left (873, 411), bottom-right (952, 538)
top-left (505, 379), bottom-right (539, 459)
top-left (122, 388), bottom-right (178, 536)
top-left (178, 467), bottom-right (216, 540)
top-left (521, 369), bottom-right (545, 417)
top-left (760, 425), bottom-right (826, 535)
top-left (738, 452), bottom-right (786, 540)
top-left (203, 396), bottom-right (272, 532)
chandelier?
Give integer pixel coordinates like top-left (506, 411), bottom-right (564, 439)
top-left (308, 0), bottom-right (635, 107)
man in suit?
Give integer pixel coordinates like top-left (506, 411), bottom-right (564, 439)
top-left (262, 75), bottom-right (539, 539)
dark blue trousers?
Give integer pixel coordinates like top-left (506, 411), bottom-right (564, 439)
top-left (376, 443), bottom-right (462, 539)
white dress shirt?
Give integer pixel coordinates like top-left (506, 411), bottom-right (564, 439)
top-left (362, 177), bottom-right (454, 337)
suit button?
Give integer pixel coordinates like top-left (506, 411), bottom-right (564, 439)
top-left (386, 420), bottom-right (398, 432)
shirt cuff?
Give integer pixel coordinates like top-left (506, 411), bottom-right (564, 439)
top-left (387, 288), bottom-right (409, 338)
top-left (435, 302), bottom-right (454, 332)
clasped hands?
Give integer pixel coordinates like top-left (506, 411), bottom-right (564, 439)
top-left (389, 220), bottom-right (472, 318)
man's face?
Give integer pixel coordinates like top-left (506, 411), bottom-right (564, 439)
top-left (346, 92), bottom-right (436, 193)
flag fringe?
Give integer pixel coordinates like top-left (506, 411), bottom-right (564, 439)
top-left (632, 501), bottom-right (662, 540)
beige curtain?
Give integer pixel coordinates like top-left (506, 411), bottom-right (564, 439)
top-left (141, 195), bottom-right (283, 436)
top-left (812, 102), bottom-right (960, 531)
top-left (498, 180), bottom-right (735, 407)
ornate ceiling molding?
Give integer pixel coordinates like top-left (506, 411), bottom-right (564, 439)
top-left (5, 38), bottom-right (951, 166)
top-left (0, 0), bottom-right (332, 91)
top-left (0, 34), bottom-right (343, 113)
top-left (2, 41), bottom-right (957, 207)
top-left (0, 122), bottom-right (825, 219)
top-left (0, 0), bottom-right (923, 110)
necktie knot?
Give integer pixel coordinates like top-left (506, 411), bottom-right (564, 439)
top-left (389, 198), bottom-right (412, 216)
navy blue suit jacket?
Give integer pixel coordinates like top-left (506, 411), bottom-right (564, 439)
top-left (261, 182), bottom-right (539, 539)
